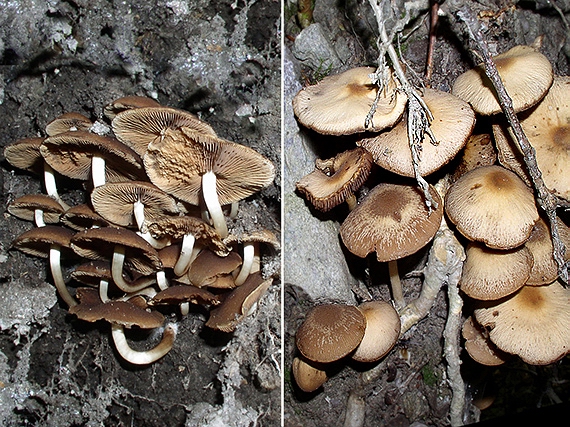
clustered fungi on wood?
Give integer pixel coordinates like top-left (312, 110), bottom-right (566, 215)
top-left (291, 42), bottom-right (570, 395)
top-left (5, 96), bottom-right (278, 366)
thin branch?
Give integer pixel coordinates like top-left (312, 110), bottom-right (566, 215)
top-left (454, 5), bottom-right (568, 283)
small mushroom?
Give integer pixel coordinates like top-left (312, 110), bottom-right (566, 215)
top-left (61, 203), bottom-right (111, 231)
top-left (187, 249), bottom-right (242, 289)
top-left (45, 112), bottom-right (93, 136)
top-left (8, 194), bottom-right (66, 227)
top-left (292, 356), bottom-right (328, 393)
top-left (103, 95), bottom-right (162, 121)
top-left (462, 316), bottom-right (511, 366)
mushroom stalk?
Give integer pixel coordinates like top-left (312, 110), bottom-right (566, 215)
top-left (49, 244), bottom-right (77, 307)
top-left (34, 209), bottom-right (46, 228)
top-left (133, 199), bottom-right (146, 231)
top-left (43, 163), bottom-right (69, 210)
top-left (91, 155), bottom-right (106, 188)
top-left (173, 234), bottom-right (196, 277)
top-left (202, 171), bottom-right (228, 238)
top-left (234, 242), bottom-right (256, 286)
top-left (156, 270), bottom-right (168, 290)
top-left (388, 260), bottom-right (405, 310)
top-left (230, 202), bottom-right (239, 219)
top-left (111, 323), bottom-right (177, 365)
top-left (111, 245), bottom-right (154, 293)
top-left (99, 279), bottom-right (110, 303)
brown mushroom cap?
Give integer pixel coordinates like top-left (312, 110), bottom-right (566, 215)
top-left (60, 203), bottom-right (111, 231)
top-left (8, 194), bottom-right (66, 224)
top-left (148, 216), bottom-right (228, 256)
top-left (103, 96), bottom-right (162, 121)
top-left (450, 133), bottom-right (497, 183)
top-left (70, 287), bottom-right (165, 329)
top-left (186, 249), bottom-right (242, 288)
top-left (91, 181), bottom-right (179, 228)
top-left (4, 137), bottom-right (45, 173)
top-left (143, 128), bottom-right (275, 206)
top-left (11, 225), bottom-right (74, 258)
top-left (452, 45), bottom-right (553, 115)
top-left (340, 182), bottom-right (443, 262)
top-left (295, 303), bottom-right (366, 364)
top-left (358, 89), bottom-right (475, 177)
top-left (462, 316), bottom-right (510, 366)
top-left (460, 242), bottom-right (533, 300)
top-left (296, 147), bottom-right (374, 212)
top-left (352, 301), bottom-right (401, 363)
top-left (493, 75), bottom-right (570, 200)
top-left (292, 66), bottom-right (407, 135)
top-left (205, 272), bottom-right (272, 332)
top-left (45, 112), bottom-right (93, 136)
top-left (70, 261), bottom-right (113, 287)
top-left (70, 227), bottom-right (162, 275)
top-left (292, 356), bottom-right (328, 393)
top-left (39, 131), bottom-right (145, 182)
top-left (112, 106), bottom-right (217, 156)
top-left (474, 281), bottom-right (570, 365)
top-left (150, 285), bottom-right (220, 306)
top-left (445, 165), bottom-right (539, 249)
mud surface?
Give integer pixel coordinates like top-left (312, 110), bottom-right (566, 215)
top-left (0, 1), bottom-right (280, 426)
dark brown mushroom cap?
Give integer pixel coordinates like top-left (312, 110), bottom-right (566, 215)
top-left (340, 182), bottom-right (443, 262)
top-left (11, 225), bottom-right (74, 258)
top-left (61, 203), bottom-right (111, 231)
top-left (147, 216), bottom-right (229, 256)
top-left (4, 137), bottom-right (45, 172)
top-left (186, 249), bottom-right (242, 288)
top-left (474, 281), bottom-right (570, 365)
top-left (70, 227), bottom-right (162, 275)
top-left (103, 96), bottom-right (162, 121)
top-left (8, 194), bottom-right (66, 223)
top-left (445, 165), bottom-right (539, 249)
top-left (460, 242), bottom-right (533, 300)
top-left (462, 316), bottom-right (511, 366)
top-left (143, 128), bottom-right (275, 206)
top-left (452, 45), bottom-right (553, 115)
top-left (150, 285), bottom-right (220, 306)
top-left (157, 244), bottom-right (181, 269)
top-left (292, 66), bottom-right (407, 135)
top-left (112, 106), bottom-right (217, 156)
top-left (223, 229), bottom-right (280, 250)
top-left (296, 147), bottom-right (374, 212)
top-left (39, 131), bottom-right (145, 182)
top-left (205, 272), bottom-right (272, 332)
top-left (45, 112), bottom-right (93, 136)
top-left (70, 287), bottom-right (165, 329)
top-left (295, 303), bottom-right (366, 364)
top-left (70, 261), bottom-right (112, 287)
top-left (357, 89), bottom-right (475, 177)
top-left (91, 181), bottom-right (179, 228)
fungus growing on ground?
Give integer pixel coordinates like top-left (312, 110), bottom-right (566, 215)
top-left (296, 147), bottom-right (374, 211)
top-left (292, 66), bottom-right (407, 135)
top-left (452, 44), bottom-right (553, 115)
top-left (357, 89), bottom-right (475, 177)
top-left (445, 165), bottom-right (539, 249)
top-left (8, 194), bottom-right (66, 227)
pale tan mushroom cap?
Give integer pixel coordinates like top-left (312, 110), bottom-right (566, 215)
top-left (462, 316), bottom-right (510, 366)
top-left (4, 137), bottom-right (45, 172)
top-left (295, 303), bottom-right (366, 363)
top-left (445, 165), bottom-right (539, 249)
top-left (292, 357), bottom-right (328, 393)
top-left (340, 183), bottom-right (443, 262)
top-left (493, 76), bottom-right (570, 200)
top-left (296, 147), bottom-right (373, 212)
top-left (358, 89), bottom-right (475, 177)
top-left (474, 282), bottom-right (570, 365)
top-left (143, 128), bottom-right (275, 205)
top-left (112, 106), bottom-right (217, 156)
top-left (352, 301), bottom-right (401, 363)
top-left (460, 242), bottom-right (533, 300)
top-left (292, 67), bottom-right (407, 135)
top-left (452, 45), bottom-right (553, 115)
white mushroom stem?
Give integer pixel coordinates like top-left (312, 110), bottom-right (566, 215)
top-left (111, 245), bottom-right (154, 293)
top-left (136, 231), bottom-right (170, 249)
top-left (173, 234), bottom-right (196, 277)
top-left (230, 202), bottom-right (239, 219)
top-left (388, 260), bottom-right (405, 310)
top-left (91, 155), bottom-right (106, 188)
top-left (111, 323), bottom-right (177, 365)
top-left (234, 242), bottom-right (256, 286)
top-left (49, 244), bottom-right (77, 307)
top-left (156, 270), bottom-right (168, 290)
top-left (180, 302), bottom-right (190, 316)
top-left (34, 209), bottom-right (46, 228)
top-left (43, 163), bottom-right (69, 210)
top-left (133, 199), bottom-right (146, 231)
top-left (99, 279), bottom-right (110, 303)
top-left (202, 171), bottom-right (228, 238)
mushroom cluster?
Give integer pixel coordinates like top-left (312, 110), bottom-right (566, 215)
top-left (292, 43), bottom-right (570, 392)
top-left (5, 96), bottom-right (277, 365)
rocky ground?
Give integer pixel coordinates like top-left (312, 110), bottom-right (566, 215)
top-left (284, 0), bottom-right (570, 426)
top-left (0, 1), bottom-right (281, 426)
